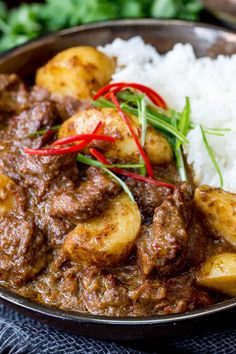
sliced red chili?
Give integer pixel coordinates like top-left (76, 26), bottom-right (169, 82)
top-left (41, 129), bottom-right (57, 146)
top-left (109, 92), bottom-right (154, 178)
top-left (24, 121), bottom-right (105, 156)
top-left (24, 142), bottom-right (90, 156)
top-left (53, 134), bottom-right (116, 146)
top-left (93, 82), bottom-right (168, 109)
top-left (90, 148), bottom-right (175, 189)
top-left (90, 148), bottom-right (110, 165)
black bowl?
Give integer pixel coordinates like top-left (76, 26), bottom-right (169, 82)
top-left (0, 19), bottom-right (236, 340)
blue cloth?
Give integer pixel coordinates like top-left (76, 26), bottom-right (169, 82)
top-left (0, 303), bottom-right (235, 354)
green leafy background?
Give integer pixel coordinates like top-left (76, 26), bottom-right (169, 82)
top-left (0, 0), bottom-right (202, 52)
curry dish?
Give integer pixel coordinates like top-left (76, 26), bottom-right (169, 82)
top-left (0, 46), bottom-right (236, 317)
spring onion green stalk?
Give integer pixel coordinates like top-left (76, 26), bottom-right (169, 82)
top-left (137, 97), bottom-right (147, 176)
top-left (102, 167), bottom-right (135, 203)
top-left (76, 154), bottom-right (135, 202)
top-left (93, 92), bottom-right (227, 186)
top-left (169, 108), bottom-right (188, 182)
top-left (200, 125), bottom-right (223, 188)
top-left (27, 125), bottom-right (61, 137)
top-left (176, 97), bottom-right (191, 150)
top-left (77, 153), bottom-right (142, 169)
top-left (204, 128), bottom-right (231, 137)
top-left (92, 98), bottom-right (188, 144)
top-left (175, 147), bottom-right (187, 182)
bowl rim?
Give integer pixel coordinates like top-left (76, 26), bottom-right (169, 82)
top-left (1, 286), bottom-right (236, 325)
top-left (0, 18), bottom-right (236, 325)
top-left (1, 18), bottom-right (236, 62)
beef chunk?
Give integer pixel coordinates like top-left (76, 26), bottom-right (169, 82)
top-left (137, 183), bottom-right (192, 276)
top-left (49, 166), bottom-right (121, 221)
top-left (7, 101), bottom-right (58, 141)
top-left (0, 74), bottom-right (29, 122)
top-left (0, 211), bottom-right (48, 286)
top-left (186, 210), bottom-right (208, 266)
top-left (19, 153), bottom-right (78, 201)
top-left (0, 99), bottom-right (60, 181)
top-left (52, 94), bottom-right (83, 121)
top-left (80, 266), bottom-right (130, 316)
top-left (126, 178), bottom-right (172, 220)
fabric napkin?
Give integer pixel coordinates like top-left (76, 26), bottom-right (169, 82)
top-left (0, 303), bottom-right (235, 354)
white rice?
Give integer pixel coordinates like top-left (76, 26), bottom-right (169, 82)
top-left (99, 37), bottom-right (236, 192)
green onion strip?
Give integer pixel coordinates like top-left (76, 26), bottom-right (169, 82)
top-left (137, 97), bottom-right (147, 176)
top-left (77, 154), bottom-right (135, 202)
top-left (200, 125), bottom-right (223, 188)
top-left (93, 91), bottom-right (227, 188)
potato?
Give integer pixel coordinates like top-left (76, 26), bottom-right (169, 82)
top-left (63, 192), bottom-right (141, 267)
top-left (0, 174), bottom-right (16, 216)
top-left (36, 46), bottom-right (115, 99)
top-left (58, 108), bottom-right (173, 164)
top-left (197, 252), bottom-right (236, 297)
top-left (194, 185), bottom-right (236, 247)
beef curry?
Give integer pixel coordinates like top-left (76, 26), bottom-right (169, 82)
top-left (0, 46), bottom-right (236, 317)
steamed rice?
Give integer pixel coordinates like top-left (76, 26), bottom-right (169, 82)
top-left (99, 37), bottom-right (236, 192)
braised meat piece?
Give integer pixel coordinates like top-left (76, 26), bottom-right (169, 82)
top-left (49, 166), bottom-right (121, 221)
top-left (0, 74), bottom-right (29, 122)
top-left (51, 94), bottom-right (84, 121)
top-left (80, 266), bottom-right (130, 316)
top-left (0, 99), bottom-right (60, 181)
top-left (0, 211), bottom-right (48, 287)
top-left (137, 183), bottom-right (192, 276)
top-left (19, 153), bottom-right (78, 201)
top-left (186, 210), bottom-right (208, 266)
top-left (7, 101), bottom-right (58, 141)
top-left (126, 178), bottom-right (172, 220)
top-left (0, 71), bottom-right (233, 318)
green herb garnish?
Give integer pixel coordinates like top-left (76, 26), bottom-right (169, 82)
top-left (27, 125), bottom-right (61, 138)
top-left (0, 0), bottom-right (203, 53)
top-left (77, 153), bottom-right (135, 202)
top-left (102, 167), bottom-right (135, 203)
top-left (77, 153), bottom-right (142, 169)
top-left (176, 97), bottom-right (191, 150)
top-left (200, 125), bottom-right (223, 188)
top-left (137, 96), bottom-right (147, 176)
top-left (93, 90), bottom-right (227, 187)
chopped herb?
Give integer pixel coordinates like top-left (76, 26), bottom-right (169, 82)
top-left (77, 153), bottom-right (143, 169)
top-left (93, 97), bottom-right (189, 144)
top-left (176, 97), bottom-right (191, 150)
top-left (93, 86), bottom-right (228, 187)
top-left (200, 125), bottom-right (223, 188)
top-left (204, 128), bottom-right (231, 137)
top-left (0, 0), bottom-right (203, 53)
top-left (137, 97), bottom-right (147, 176)
top-left (27, 125), bottom-right (61, 137)
top-left (175, 147), bottom-right (187, 182)
top-left (102, 167), bottom-right (135, 203)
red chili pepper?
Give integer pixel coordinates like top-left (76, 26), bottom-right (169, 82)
top-left (24, 121), bottom-right (105, 156)
top-left (93, 82), bottom-right (168, 109)
top-left (90, 148), bottom-right (110, 165)
top-left (24, 142), bottom-right (91, 156)
top-left (53, 134), bottom-right (116, 146)
top-left (90, 148), bottom-right (175, 189)
top-left (109, 92), bottom-right (154, 178)
top-left (92, 121), bottom-right (103, 134)
top-left (41, 129), bottom-right (57, 146)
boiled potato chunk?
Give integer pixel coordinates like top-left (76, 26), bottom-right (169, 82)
top-left (0, 174), bottom-right (16, 215)
top-left (58, 108), bottom-right (173, 164)
top-left (194, 185), bottom-right (236, 247)
top-left (36, 47), bottom-right (115, 99)
top-left (197, 252), bottom-right (236, 297)
top-left (63, 192), bottom-right (141, 267)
